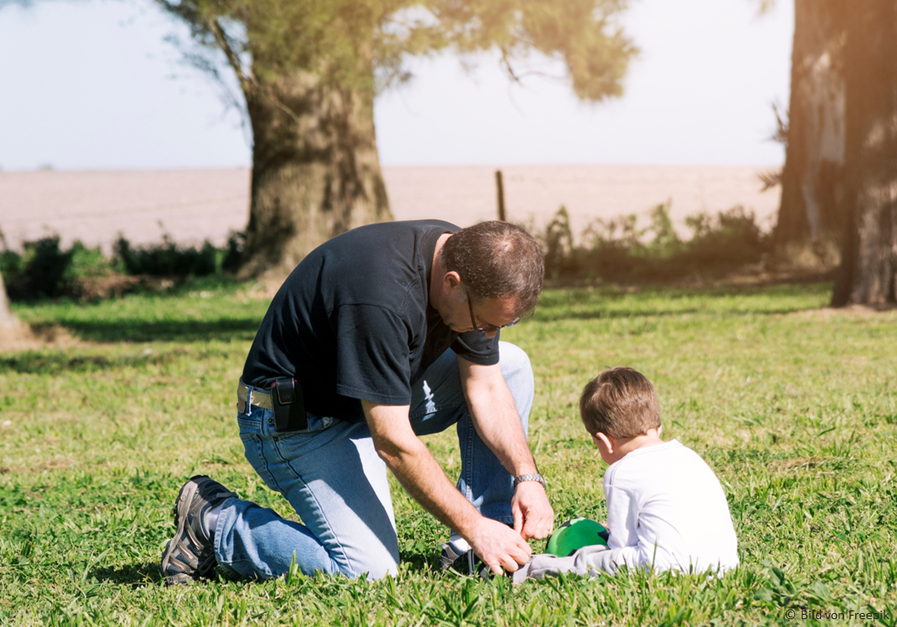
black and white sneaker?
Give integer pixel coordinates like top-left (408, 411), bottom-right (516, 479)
top-left (438, 537), bottom-right (493, 578)
top-left (159, 475), bottom-right (237, 585)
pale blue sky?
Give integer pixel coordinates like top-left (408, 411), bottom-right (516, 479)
top-left (0, 0), bottom-right (793, 170)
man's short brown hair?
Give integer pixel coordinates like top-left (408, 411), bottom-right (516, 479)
top-left (579, 367), bottom-right (662, 439)
top-left (441, 221), bottom-right (544, 319)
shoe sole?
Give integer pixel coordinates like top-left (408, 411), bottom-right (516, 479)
top-left (160, 479), bottom-right (202, 585)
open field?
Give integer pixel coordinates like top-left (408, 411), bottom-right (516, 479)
top-left (1, 280), bottom-right (895, 625)
top-left (0, 165), bottom-right (780, 252)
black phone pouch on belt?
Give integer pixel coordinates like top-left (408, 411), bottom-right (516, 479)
top-left (271, 377), bottom-right (308, 433)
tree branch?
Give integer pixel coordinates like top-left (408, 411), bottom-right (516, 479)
top-left (207, 17), bottom-right (253, 96)
top-left (499, 47), bottom-right (522, 84)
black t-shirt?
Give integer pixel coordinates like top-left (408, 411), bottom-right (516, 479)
top-left (241, 220), bottom-right (500, 422)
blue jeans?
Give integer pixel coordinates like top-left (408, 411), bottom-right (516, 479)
top-left (214, 341), bottom-right (534, 580)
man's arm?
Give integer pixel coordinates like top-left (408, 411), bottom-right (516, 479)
top-left (457, 356), bottom-right (554, 541)
top-left (362, 400), bottom-right (532, 573)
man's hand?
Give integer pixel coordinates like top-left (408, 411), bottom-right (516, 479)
top-left (467, 517), bottom-right (532, 575)
top-left (457, 356), bottom-right (556, 538)
top-left (512, 481), bottom-right (554, 541)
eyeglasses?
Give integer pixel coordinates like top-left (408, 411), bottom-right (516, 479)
top-left (466, 288), bottom-right (520, 333)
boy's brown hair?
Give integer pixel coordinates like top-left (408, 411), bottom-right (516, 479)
top-left (579, 367), bottom-right (662, 439)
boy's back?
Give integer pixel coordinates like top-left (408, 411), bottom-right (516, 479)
top-left (513, 367), bottom-right (738, 583)
top-left (604, 439), bottom-right (738, 573)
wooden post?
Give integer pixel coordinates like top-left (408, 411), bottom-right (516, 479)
top-left (495, 169), bottom-right (506, 222)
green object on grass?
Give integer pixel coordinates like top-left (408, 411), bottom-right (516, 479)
top-left (546, 517), bottom-right (608, 556)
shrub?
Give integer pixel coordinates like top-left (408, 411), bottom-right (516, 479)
top-left (534, 203), bottom-right (771, 284)
top-left (222, 230), bottom-right (245, 274)
top-left (0, 237), bottom-right (74, 299)
top-left (0, 233), bottom-right (234, 301)
top-left (542, 207), bottom-right (578, 279)
top-left (114, 234), bottom-right (218, 277)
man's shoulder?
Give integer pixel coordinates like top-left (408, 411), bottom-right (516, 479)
top-left (333, 219), bottom-right (459, 241)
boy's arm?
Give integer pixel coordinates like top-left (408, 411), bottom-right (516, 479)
top-left (511, 544), bottom-right (617, 583)
top-left (604, 480), bottom-right (639, 549)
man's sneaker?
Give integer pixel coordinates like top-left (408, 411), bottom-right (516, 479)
top-left (160, 475), bottom-right (237, 585)
top-left (439, 539), bottom-right (492, 578)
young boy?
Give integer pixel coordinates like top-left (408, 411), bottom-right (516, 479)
top-left (513, 367), bottom-right (738, 583)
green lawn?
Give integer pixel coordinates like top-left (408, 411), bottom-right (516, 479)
top-left (2, 280), bottom-right (895, 626)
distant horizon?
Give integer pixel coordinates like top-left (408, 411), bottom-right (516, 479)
top-left (0, 162), bottom-right (782, 174)
top-left (0, 164), bottom-right (781, 255)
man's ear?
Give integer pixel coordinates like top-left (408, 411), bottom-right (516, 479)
top-left (595, 432), bottom-right (615, 454)
top-left (442, 270), bottom-right (462, 294)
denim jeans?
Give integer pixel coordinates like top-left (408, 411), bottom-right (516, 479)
top-left (214, 341), bottom-right (534, 580)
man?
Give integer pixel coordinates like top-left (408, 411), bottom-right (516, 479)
top-left (160, 219), bottom-right (553, 583)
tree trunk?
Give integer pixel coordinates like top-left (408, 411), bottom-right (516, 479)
top-left (238, 72), bottom-right (393, 281)
top-left (772, 0), bottom-right (846, 260)
top-left (831, 0), bottom-right (897, 306)
top-left (0, 270), bottom-right (18, 328)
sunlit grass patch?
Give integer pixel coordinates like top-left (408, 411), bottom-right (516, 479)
top-left (1, 280), bottom-right (895, 625)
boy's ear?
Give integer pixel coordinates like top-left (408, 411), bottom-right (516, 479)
top-left (594, 432), bottom-right (615, 454)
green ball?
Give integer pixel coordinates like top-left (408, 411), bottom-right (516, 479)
top-left (545, 517), bottom-right (608, 556)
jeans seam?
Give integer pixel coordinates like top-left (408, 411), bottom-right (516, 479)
top-left (460, 416), bottom-right (475, 502)
top-left (270, 435), bottom-right (356, 578)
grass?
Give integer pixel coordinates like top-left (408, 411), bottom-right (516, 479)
top-left (1, 279), bottom-right (896, 626)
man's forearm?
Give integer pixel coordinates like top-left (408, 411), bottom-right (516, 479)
top-left (469, 389), bottom-right (538, 474)
top-left (362, 401), bottom-right (482, 538)
top-left (385, 437), bottom-right (482, 534)
top-left (460, 363), bottom-right (538, 476)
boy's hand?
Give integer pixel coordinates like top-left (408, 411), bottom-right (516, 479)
top-left (512, 481), bottom-right (554, 541)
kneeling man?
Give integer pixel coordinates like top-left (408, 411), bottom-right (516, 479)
top-left (161, 219), bottom-right (554, 582)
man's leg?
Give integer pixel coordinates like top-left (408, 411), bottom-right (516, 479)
top-left (214, 391), bottom-right (400, 581)
top-left (409, 341), bottom-right (535, 524)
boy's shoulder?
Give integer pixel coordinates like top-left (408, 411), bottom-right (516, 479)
top-left (604, 439), bottom-right (708, 485)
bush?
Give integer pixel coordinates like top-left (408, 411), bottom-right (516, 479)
top-left (114, 234), bottom-right (218, 277)
top-left (1, 237), bottom-right (74, 299)
top-left (222, 230), bottom-right (246, 274)
top-left (533, 203), bottom-right (771, 284)
top-left (0, 233), bottom-right (236, 301)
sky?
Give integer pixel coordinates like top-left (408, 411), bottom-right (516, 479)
top-left (0, 0), bottom-right (794, 170)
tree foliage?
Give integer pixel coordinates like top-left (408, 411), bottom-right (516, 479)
top-left (154, 0), bottom-right (636, 278)
top-left (157, 0), bottom-right (636, 110)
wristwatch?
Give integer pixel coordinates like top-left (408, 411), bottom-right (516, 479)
top-left (513, 473), bottom-right (547, 490)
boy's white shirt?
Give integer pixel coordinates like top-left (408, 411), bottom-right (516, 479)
top-left (602, 438), bottom-right (739, 573)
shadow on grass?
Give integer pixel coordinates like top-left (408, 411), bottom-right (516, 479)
top-left (531, 282), bottom-right (834, 324)
top-left (0, 347), bottom-right (192, 375)
top-left (534, 305), bottom-right (821, 324)
top-left (44, 318), bottom-right (261, 344)
top-left (399, 549), bottom-right (436, 575)
top-left (91, 562), bottom-right (161, 586)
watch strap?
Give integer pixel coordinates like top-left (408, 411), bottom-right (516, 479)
top-left (513, 473), bottom-right (546, 490)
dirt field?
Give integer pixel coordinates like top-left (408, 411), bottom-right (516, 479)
top-left (0, 165), bottom-right (780, 252)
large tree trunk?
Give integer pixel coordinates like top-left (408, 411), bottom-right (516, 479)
top-left (0, 270), bottom-right (19, 328)
top-left (238, 72), bottom-right (393, 281)
top-left (772, 0), bottom-right (846, 261)
top-left (831, 0), bottom-right (897, 306)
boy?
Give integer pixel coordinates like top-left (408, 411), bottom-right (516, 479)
top-left (513, 367), bottom-right (738, 583)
